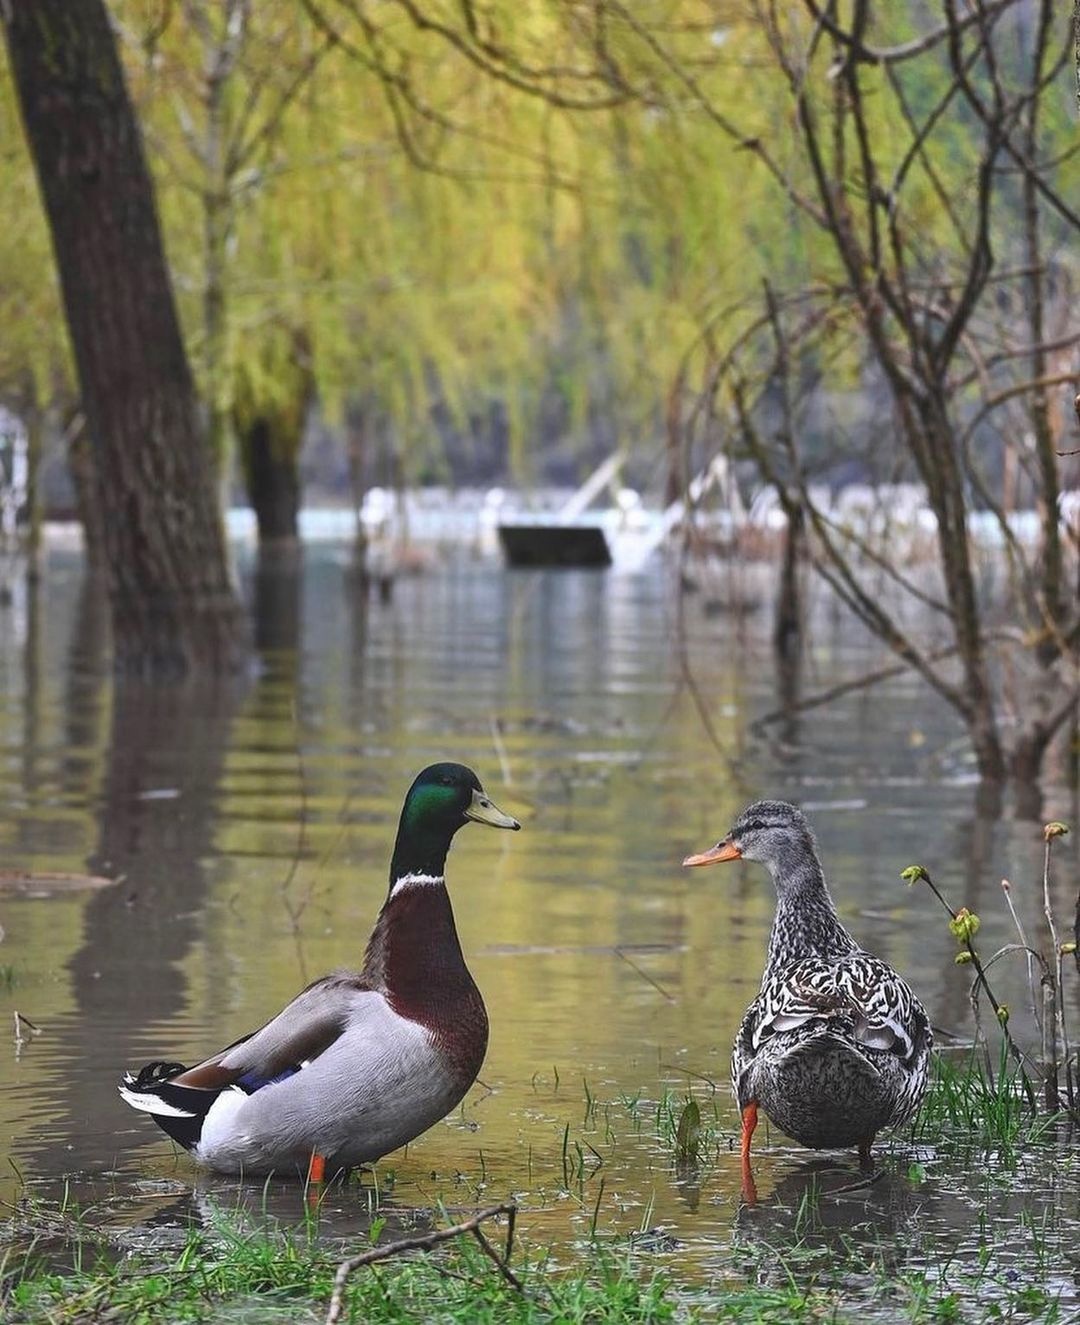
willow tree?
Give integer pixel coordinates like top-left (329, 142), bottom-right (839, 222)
top-left (108, 0), bottom-right (336, 540)
top-left (344, 1), bottom-right (1080, 796)
top-left (115, 0), bottom-right (694, 538)
top-left (116, 0), bottom-right (562, 538)
top-left (2, 0), bottom-right (247, 676)
top-left (0, 66), bottom-right (65, 574)
top-left (286, 0), bottom-right (766, 486)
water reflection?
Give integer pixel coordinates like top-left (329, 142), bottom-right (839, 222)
top-left (252, 543), bottom-right (302, 660)
top-left (1, 550), bottom-right (1078, 1299)
top-left (47, 678), bottom-right (242, 1177)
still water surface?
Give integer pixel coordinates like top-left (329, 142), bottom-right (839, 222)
top-left (1, 548), bottom-right (1077, 1306)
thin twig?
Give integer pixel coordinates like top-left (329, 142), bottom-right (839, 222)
top-left (1041, 833), bottom-right (1063, 1109)
top-left (909, 867), bottom-right (1038, 1113)
top-left (1000, 878), bottom-right (1040, 1024)
top-left (325, 1203), bottom-right (520, 1325)
top-left (751, 645), bottom-right (960, 733)
top-left (1043, 827), bottom-right (1074, 1111)
top-left (613, 946), bottom-right (677, 1004)
top-left (471, 1222), bottom-right (524, 1292)
top-left (489, 714), bottom-right (513, 787)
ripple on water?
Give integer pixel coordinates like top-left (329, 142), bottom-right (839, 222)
top-left (0, 551), bottom-right (1077, 1309)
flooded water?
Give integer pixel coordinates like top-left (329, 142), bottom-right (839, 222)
top-left (2, 546), bottom-right (1078, 1309)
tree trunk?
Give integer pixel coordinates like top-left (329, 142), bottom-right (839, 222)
top-left (773, 498), bottom-right (803, 660)
top-left (233, 327), bottom-right (312, 547)
top-left (345, 403), bottom-right (370, 576)
top-left (1008, 726), bottom-right (1054, 819)
top-left (1012, 747), bottom-right (1049, 816)
top-left (241, 416), bottom-right (301, 543)
top-left (971, 717), bottom-right (1007, 785)
top-left (67, 414), bottom-right (106, 576)
top-left (23, 397), bottom-right (43, 583)
top-left (3, 0), bottom-right (247, 678)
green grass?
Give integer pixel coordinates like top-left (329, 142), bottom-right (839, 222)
top-left (728, 1228), bottom-right (1070, 1324)
top-left (4, 1053), bottom-right (1078, 1325)
top-left (3, 1219), bottom-right (682, 1325)
top-left (911, 1048), bottom-right (1062, 1157)
top-left (4, 1190), bottom-right (1075, 1325)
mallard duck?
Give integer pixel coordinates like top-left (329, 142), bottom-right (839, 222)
top-left (683, 800), bottom-right (931, 1199)
top-left (120, 763), bottom-right (520, 1179)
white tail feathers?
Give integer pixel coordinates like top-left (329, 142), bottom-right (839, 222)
top-left (118, 1083), bottom-right (195, 1118)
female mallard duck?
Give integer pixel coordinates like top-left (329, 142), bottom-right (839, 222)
top-left (120, 763), bottom-right (519, 1179)
top-left (683, 800), bottom-right (931, 1199)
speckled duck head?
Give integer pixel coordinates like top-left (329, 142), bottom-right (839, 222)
top-left (682, 800), bottom-right (821, 893)
top-left (389, 762), bottom-right (520, 883)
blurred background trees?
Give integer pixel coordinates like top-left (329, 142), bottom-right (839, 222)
top-left (1, 1), bottom-right (1077, 792)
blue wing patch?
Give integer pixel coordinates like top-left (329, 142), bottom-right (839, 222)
top-left (236, 1064), bottom-right (302, 1093)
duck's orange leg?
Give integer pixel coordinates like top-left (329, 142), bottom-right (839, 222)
top-left (740, 1101), bottom-right (759, 1205)
top-left (307, 1151), bottom-right (326, 1185)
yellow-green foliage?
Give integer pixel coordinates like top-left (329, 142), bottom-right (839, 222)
top-left (0, 64), bottom-right (72, 406)
top-left (231, 325), bottom-right (313, 465)
top-left (3, 2), bottom-right (1070, 478)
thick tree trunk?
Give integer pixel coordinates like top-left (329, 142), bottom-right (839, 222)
top-left (3, 0), bottom-right (247, 677)
top-left (241, 416), bottom-right (301, 543)
top-left (233, 327), bottom-right (312, 547)
top-left (67, 415), bottom-right (106, 576)
top-left (1008, 725), bottom-right (1055, 819)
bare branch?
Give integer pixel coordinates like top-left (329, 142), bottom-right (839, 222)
top-left (751, 643), bottom-right (963, 733)
top-left (325, 1204), bottom-right (521, 1325)
top-left (802, 0), bottom-right (1014, 66)
top-left (960, 373), bottom-right (1080, 449)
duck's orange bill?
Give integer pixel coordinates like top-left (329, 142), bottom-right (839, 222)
top-left (682, 840), bottom-right (741, 867)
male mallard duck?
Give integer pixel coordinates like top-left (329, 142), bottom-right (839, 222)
top-left (120, 763), bottom-right (519, 1179)
top-left (684, 800), bottom-right (931, 1199)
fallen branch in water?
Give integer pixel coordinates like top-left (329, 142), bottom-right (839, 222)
top-left (13, 1012), bottom-right (41, 1048)
top-left (325, 1202), bottom-right (520, 1325)
top-left (750, 645), bottom-right (960, 733)
top-left (750, 629), bottom-right (1025, 735)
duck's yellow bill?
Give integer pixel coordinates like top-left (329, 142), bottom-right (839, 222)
top-left (682, 840), bottom-right (741, 867)
top-left (465, 788), bottom-right (521, 830)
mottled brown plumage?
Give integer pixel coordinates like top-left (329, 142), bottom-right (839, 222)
top-left (685, 800), bottom-right (931, 1198)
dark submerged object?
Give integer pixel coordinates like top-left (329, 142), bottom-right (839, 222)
top-left (498, 523), bottom-right (612, 568)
